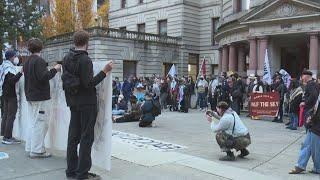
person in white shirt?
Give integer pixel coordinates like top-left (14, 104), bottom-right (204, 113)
top-left (206, 101), bottom-right (251, 161)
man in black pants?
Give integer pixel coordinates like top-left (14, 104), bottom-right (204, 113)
top-left (63, 30), bottom-right (113, 180)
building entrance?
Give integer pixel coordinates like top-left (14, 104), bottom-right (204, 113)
top-left (276, 35), bottom-right (309, 78)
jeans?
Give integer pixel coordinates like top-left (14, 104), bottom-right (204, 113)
top-left (1, 97), bottom-right (17, 139)
top-left (289, 113), bottom-right (298, 128)
top-left (66, 105), bottom-right (98, 179)
top-left (198, 92), bottom-right (207, 109)
top-left (25, 101), bottom-right (49, 153)
top-left (297, 130), bottom-right (320, 173)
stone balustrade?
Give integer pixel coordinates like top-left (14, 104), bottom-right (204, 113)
top-left (46, 27), bottom-right (181, 46)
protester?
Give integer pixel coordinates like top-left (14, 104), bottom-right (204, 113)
top-left (286, 80), bottom-right (303, 130)
top-left (230, 73), bottom-right (244, 115)
top-left (112, 77), bottom-right (120, 109)
top-left (62, 30), bottom-right (113, 180)
top-left (247, 74), bottom-right (256, 117)
top-left (206, 101), bottom-right (251, 161)
top-left (113, 95), bottom-right (142, 123)
top-left (160, 78), bottom-right (169, 110)
top-left (122, 77), bottom-right (132, 103)
top-left (139, 93), bottom-right (158, 127)
top-left (196, 75), bottom-right (208, 111)
top-left (272, 75), bottom-right (286, 123)
top-left (186, 76), bottom-right (195, 108)
top-left (0, 50), bottom-right (23, 144)
top-left (169, 77), bottom-right (179, 111)
top-left (289, 70), bottom-right (320, 175)
top-left (178, 78), bottom-right (188, 113)
top-left (23, 38), bottom-right (61, 158)
top-left (208, 75), bottom-right (218, 111)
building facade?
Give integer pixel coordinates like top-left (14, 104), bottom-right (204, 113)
top-left (216, 0), bottom-right (320, 78)
top-left (109, 0), bottom-right (222, 79)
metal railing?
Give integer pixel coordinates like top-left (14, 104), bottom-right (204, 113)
top-left (46, 27), bottom-right (181, 45)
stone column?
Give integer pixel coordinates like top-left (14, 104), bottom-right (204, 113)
top-left (229, 44), bottom-right (237, 72)
top-left (258, 36), bottom-right (268, 76)
top-left (222, 46), bottom-right (229, 72)
top-left (238, 45), bottom-right (246, 76)
top-left (248, 37), bottom-right (257, 76)
top-left (218, 48), bottom-right (223, 74)
top-left (309, 32), bottom-right (319, 77)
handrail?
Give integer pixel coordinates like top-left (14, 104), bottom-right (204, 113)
top-left (46, 27), bottom-right (181, 45)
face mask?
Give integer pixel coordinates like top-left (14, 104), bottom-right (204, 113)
top-left (13, 57), bottom-right (19, 65)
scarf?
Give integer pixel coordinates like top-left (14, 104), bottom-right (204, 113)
top-left (289, 87), bottom-right (303, 103)
top-left (0, 60), bottom-right (18, 96)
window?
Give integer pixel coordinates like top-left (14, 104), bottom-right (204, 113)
top-left (212, 18), bottom-right (219, 46)
top-left (139, 0), bottom-right (144, 4)
top-left (119, 27), bottom-right (126, 31)
top-left (233, 0), bottom-right (242, 13)
top-left (137, 23), bottom-right (145, 33)
top-left (158, 20), bottom-right (167, 36)
top-left (121, 0), bottom-right (126, 8)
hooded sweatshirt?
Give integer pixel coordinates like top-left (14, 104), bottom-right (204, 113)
top-left (62, 49), bottom-right (106, 107)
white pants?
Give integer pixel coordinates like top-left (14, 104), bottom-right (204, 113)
top-left (25, 101), bottom-right (49, 153)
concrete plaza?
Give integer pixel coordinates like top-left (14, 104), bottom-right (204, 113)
top-left (0, 110), bottom-right (319, 180)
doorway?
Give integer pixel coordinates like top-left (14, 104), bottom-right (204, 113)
top-left (281, 45), bottom-right (308, 78)
top-left (123, 61), bottom-right (137, 79)
top-left (188, 53), bottom-right (199, 80)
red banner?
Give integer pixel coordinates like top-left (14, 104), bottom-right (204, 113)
top-left (250, 92), bottom-right (280, 117)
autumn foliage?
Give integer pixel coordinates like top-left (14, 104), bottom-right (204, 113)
top-left (41, 0), bottom-right (109, 38)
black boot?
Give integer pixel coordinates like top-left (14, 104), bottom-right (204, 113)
top-left (239, 149), bottom-right (249, 158)
top-left (219, 151), bottom-right (235, 161)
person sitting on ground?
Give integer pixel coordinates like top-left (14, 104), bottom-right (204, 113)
top-left (113, 95), bottom-right (142, 123)
top-left (135, 83), bottom-right (145, 103)
top-left (206, 101), bottom-right (251, 161)
top-left (139, 93), bottom-right (158, 127)
top-left (112, 95), bottom-right (128, 116)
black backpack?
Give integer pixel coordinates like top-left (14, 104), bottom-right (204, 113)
top-left (62, 56), bottom-right (81, 95)
top-left (151, 98), bottom-right (161, 117)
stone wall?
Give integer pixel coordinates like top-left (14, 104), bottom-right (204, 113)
top-left (42, 35), bottom-right (182, 81)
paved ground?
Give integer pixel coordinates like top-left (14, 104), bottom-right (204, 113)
top-left (0, 110), bottom-right (319, 180)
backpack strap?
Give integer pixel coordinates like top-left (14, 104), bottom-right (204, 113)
top-left (231, 113), bottom-right (236, 135)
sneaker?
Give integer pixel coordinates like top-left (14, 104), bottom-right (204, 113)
top-left (29, 152), bottom-right (52, 159)
top-left (81, 173), bottom-right (101, 180)
top-left (219, 152), bottom-right (235, 161)
top-left (239, 149), bottom-right (250, 158)
top-left (2, 138), bottom-right (13, 145)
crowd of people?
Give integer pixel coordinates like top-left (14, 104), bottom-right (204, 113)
top-left (0, 29), bottom-right (319, 179)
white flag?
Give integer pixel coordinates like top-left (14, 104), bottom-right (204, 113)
top-left (263, 49), bottom-right (272, 85)
top-left (167, 64), bottom-right (176, 77)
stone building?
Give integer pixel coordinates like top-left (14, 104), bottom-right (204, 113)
top-left (216, 0), bottom-right (320, 78)
top-left (109, 0), bottom-right (222, 79)
top-left (43, 0), bottom-right (320, 79)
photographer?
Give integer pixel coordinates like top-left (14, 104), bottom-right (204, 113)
top-left (206, 101), bottom-right (251, 161)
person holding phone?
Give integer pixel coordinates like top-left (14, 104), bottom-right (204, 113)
top-left (206, 101), bottom-right (251, 161)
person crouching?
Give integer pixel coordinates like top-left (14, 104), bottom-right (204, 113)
top-left (206, 101), bottom-right (251, 161)
top-left (139, 93), bottom-right (157, 127)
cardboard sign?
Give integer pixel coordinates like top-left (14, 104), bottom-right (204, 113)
top-left (250, 92), bottom-right (280, 117)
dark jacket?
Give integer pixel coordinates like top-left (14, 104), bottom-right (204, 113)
top-left (62, 49), bottom-right (106, 107)
top-left (141, 99), bottom-right (155, 122)
top-left (2, 72), bottom-right (22, 98)
top-left (23, 54), bottom-right (57, 101)
top-left (311, 104), bottom-right (320, 136)
top-left (303, 80), bottom-right (320, 112)
top-left (288, 88), bottom-right (303, 114)
top-left (275, 81), bottom-right (286, 101)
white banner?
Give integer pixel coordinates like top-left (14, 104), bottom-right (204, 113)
top-left (11, 61), bottom-right (112, 171)
top-left (263, 49), bottom-right (272, 85)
